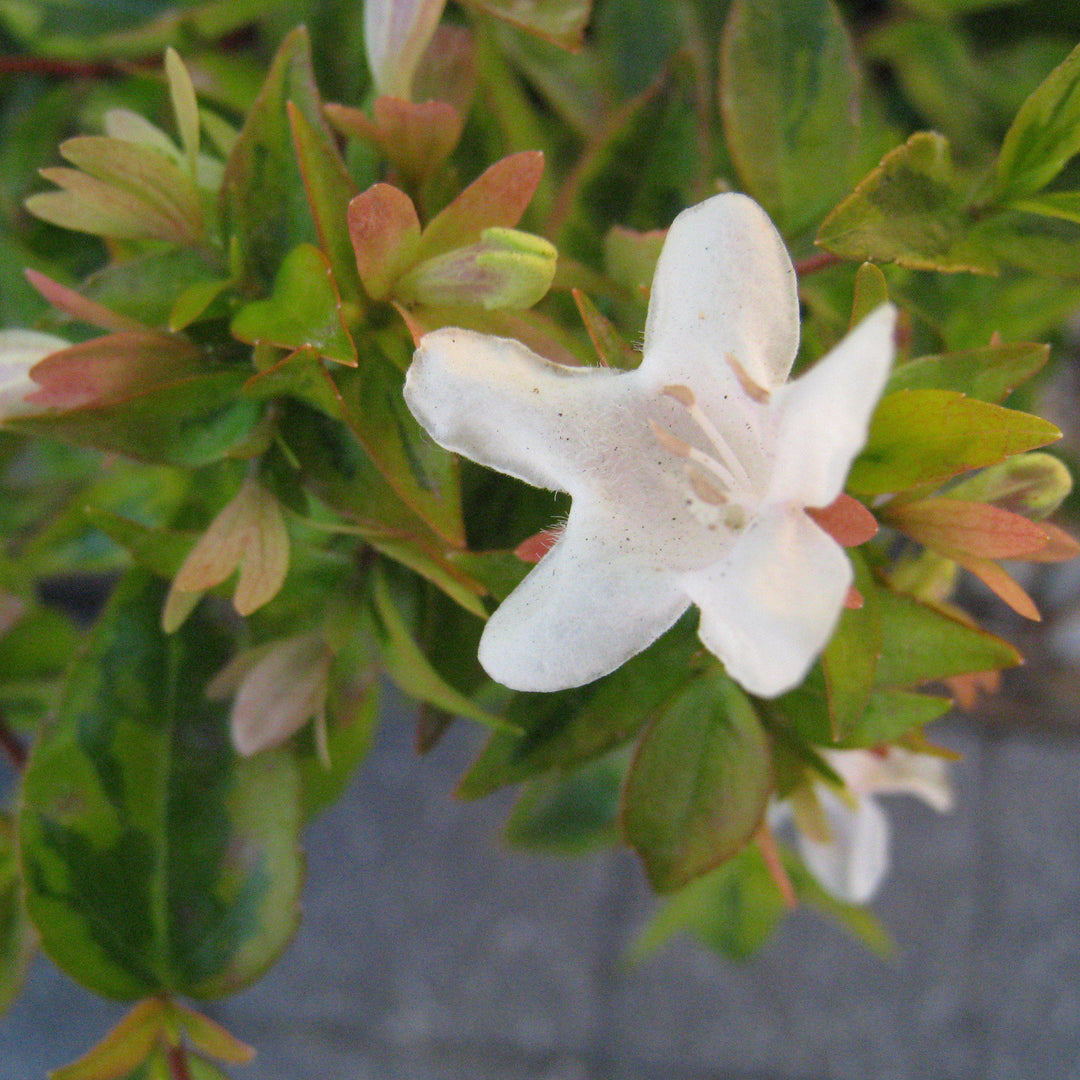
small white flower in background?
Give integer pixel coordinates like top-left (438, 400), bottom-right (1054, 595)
top-left (0, 328), bottom-right (68, 421)
top-left (404, 192), bottom-right (897, 698)
top-left (365, 0), bottom-right (447, 100)
top-left (771, 747), bottom-right (954, 904)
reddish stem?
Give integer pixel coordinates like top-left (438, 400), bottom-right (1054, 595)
top-left (167, 1045), bottom-right (192, 1080)
top-left (0, 56), bottom-right (119, 79)
top-left (0, 712), bottom-right (26, 771)
top-left (793, 250), bottom-right (841, 277)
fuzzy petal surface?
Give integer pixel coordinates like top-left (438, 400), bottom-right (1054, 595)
top-left (405, 327), bottom-right (625, 496)
top-left (682, 506), bottom-right (851, 698)
top-left (478, 508), bottom-right (689, 692)
top-left (640, 193), bottom-right (799, 396)
top-left (768, 304), bottom-right (896, 508)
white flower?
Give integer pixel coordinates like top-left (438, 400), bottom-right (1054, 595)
top-left (0, 328), bottom-right (68, 421)
top-left (364, 0), bottom-right (447, 100)
top-left (772, 747), bottom-right (954, 904)
top-left (404, 192), bottom-right (896, 698)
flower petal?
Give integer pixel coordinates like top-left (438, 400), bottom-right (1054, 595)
top-left (478, 508), bottom-right (689, 692)
top-left (682, 506), bottom-right (851, 698)
top-left (796, 786), bottom-right (890, 904)
top-left (768, 303), bottom-right (896, 508)
top-left (0, 329), bottom-right (68, 420)
top-left (406, 327), bottom-right (624, 495)
top-left (827, 747), bottom-right (954, 813)
top-left (640, 192), bottom-right (799, 395)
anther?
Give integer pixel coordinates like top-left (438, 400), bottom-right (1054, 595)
top-left (725, 353), bottom-right (771, 404)
top-left (688, 472), bottom-right (727, 505)
top-left (647, 418), bottom-right (692, 459)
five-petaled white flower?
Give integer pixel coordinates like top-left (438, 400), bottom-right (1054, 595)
top-left (770, 747), bottom-right (954, 903)
top-left (404, 193), bottom-right (896, 698)
top-left (0, 328), bottom-right (68, 422)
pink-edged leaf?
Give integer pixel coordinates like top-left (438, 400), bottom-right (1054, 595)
top-left (954, 554), bottom-right (1041, 621)
top-left (27, 332), bottom-right (204, 411)
top-left (51, 999), bottom-right (165, 1080)
top-left (326, 97), bottom-right (463, 184)
top-left (287, 101), bottom-right (362, 303)
top-left (889, 498), bottom-right (1049, 560)
top-left (347, 183), bottom-right (421, 299)
top-left (461, 0), bottom-right (590, 50)
top-left (415, 150), bottom-right (545, 262)
top-left (514, 529), bottom-right (560, 563)
top-left (24, 269), bottom-right (151, 334)
top-left (806, 493), bottom-right (878, 548)
top-left (172, 1003), bottom-right (255, 1066)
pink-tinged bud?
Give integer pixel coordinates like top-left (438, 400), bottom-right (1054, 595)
top-left (364, 0), bottom-right (448, 100)
top-left (0, 329), bottom-right (69, 422)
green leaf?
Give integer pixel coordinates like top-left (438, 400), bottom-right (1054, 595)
top-left (850, 262), bottom-right (889, 328)
top-left (837, 690), bottom-right (954, 748)
top-left (821, 553), bottom-right (880, 741)
top-left (996, 40), bottom-right (1080, 200)
top-left (0, 814), bottom-right (36, 1018)
top-left (10, 370), bottom-right (261, 468)
top-left (817, 132), bottom-right (992, 272)
top-left (628, 846), bottom-right (788, 963)
top-left (168, 279), bottom-right (232, 332)
top-left (165, 48), bottom-right (201, 178)
top-left (622, 667), bottom-right (772, 893)
top-left (505, 754), bottom-right (624, 854)
top-left (295, 679), bottom-right (378, 821)
top-left (19, 572), bottom-right (303, 1000)
top-left (334, 355), bottom-right (465, 547)
top-left (874, 585), bottom-right (1021, 688)
top-left (1009, 190), bottom-right (1080, 224)
top-left (371, 566), bottom-right (513, 733)
top-left (464, 0), bottom-right (592, 50)
top-left (220, 27), bottom-right (327, 296)
top-left (720, 0), bottom-right (863, 236)
top-left (886, 342), bottom-right (1049, 402)
top-left (231, 244), bottom-right (357, 366)
top-left (848, 389), bottom-right (1061, 495)
top-left (457, 616), bottom-right (700, 798)
top-left (84, 509), bottom-right (193, 578)
top-left (287, 102), bottom-right (361, 304)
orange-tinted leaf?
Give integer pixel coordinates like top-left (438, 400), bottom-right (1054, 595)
top-left (172, 1003), bottom-right (255, 1066)
top-left (347, 183), bottom-right (421, 299)
top-left (889, 498), bottom-right (1048, 560)
top-left (412, 24), bottom-right (478, 116)
top-left (945, 669), bottom-right (1001, 711)
top-left (27, 332), bottom-right (203, 411)
top-left (844, 586), bottom-right (864, 610)
top-left (807, 494), bottom-right (878, 547)
top-left (51, 999), bottom-right (165, 1080)
top-left (59, 135), bottom-right (203, 239)
top-left (172, 479), bottom-right (290, 617)
top-left (326, 97), bottom-right (463, 184)
top-left (954, 555), bottom-right (1041, 621)
top-left (24, 269), bottom-right (151, 334)
top-left (416, 150), bottom-right (545, 262)
top-left (1027, 522), bottom-right (1080, 563)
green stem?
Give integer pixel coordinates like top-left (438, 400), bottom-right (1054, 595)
top-left (794, 250), bottom-right (841, 276)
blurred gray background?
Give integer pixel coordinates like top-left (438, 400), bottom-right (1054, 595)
top-left (3, 648), bottom-right (1080, 1080)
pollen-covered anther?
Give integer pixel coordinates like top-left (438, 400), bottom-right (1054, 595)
top-left (662, 383), bottom-right (696, 407)
top-left (726, 352), bottom-right (771, 403)
top-left (647, 417), bottom-right (692, 458)
top-left (688, 471), bottom-right (727, 505)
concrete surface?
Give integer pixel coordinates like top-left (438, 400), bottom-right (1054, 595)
top-left (2, 683), bottom-right (1079, 1080)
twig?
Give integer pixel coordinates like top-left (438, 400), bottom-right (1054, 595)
top-left (793, 250), bottom-right (841, 277)
top-left (0, 56), bottom-right (119, 79)
top-left (167, 1045), bottom-right (192, 1080)
top-left (0, 710), bottom-right (26, 771)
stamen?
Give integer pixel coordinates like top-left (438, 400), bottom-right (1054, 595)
top-left (649, 418), bottom-right (738, 490)
top-left (725, 353), bottom-right (771, 404)
top-left (662, 384), bottom-right (754, 491)
top-left (688, 472), bottom-right (727, 505)
top-left (662, 383), bottom-right (696, 408)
